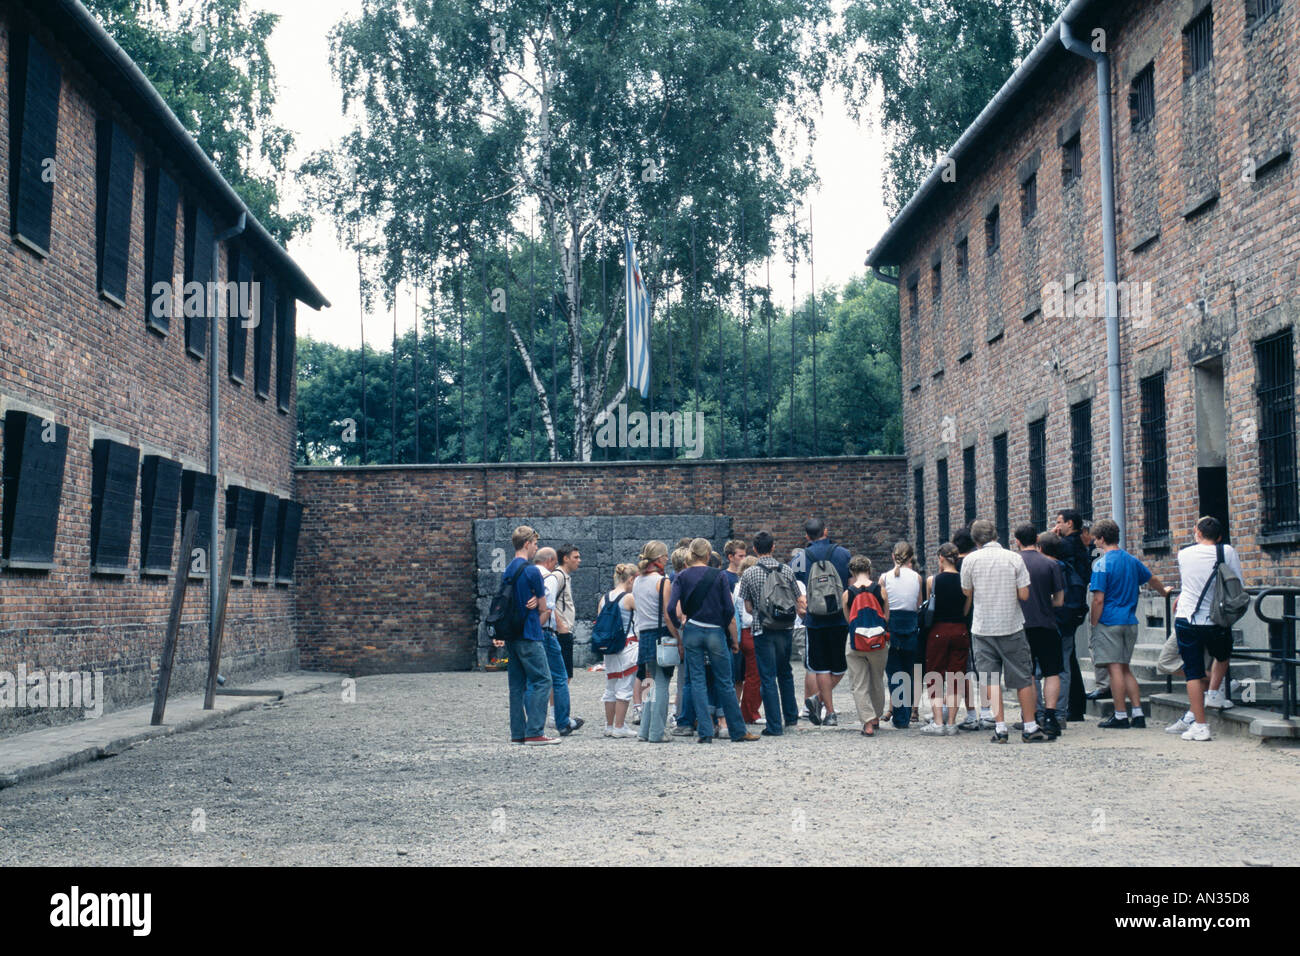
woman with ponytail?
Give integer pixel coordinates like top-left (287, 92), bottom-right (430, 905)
top-left (879, 540), bottom-right (924, 728)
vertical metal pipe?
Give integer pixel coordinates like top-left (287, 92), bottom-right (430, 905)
top-left (1061, 17), bottom-right (1126, 546)
top-left (211, 210), bottom-right (245, 665)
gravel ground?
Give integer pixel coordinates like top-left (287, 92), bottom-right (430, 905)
top-left (1, 668), bottom-right (1298, 866)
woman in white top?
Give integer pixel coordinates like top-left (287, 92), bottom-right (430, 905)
top-left (731, 555), bottom-right (761, 724)
top-left (877, 541), bottom-right (924, 727)
top-left (633, 541), bottom-right (677, 743)
top-left (598, 564), bottom-right (639, 737)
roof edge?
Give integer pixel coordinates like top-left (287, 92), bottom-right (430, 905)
top-left (865, 0), bottom-right (1107, 270)
top-left (33, 0), bottom-right (329, 310)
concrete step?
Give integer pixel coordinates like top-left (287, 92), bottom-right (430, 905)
top-left (1148, 691), bottom-right (1300, 739)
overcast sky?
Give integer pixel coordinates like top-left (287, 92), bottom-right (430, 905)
top-left (257, 0), bottom-right (892, 349)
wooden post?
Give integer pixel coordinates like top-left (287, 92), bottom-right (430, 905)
top-left (151, 509), bottom-right (198, 726)
top-left (204, 532), bottom-right (238, 710)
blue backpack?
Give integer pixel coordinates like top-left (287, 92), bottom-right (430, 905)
top-left (590, 593), bottom-right (629, 655)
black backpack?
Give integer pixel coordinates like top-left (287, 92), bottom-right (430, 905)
top-left (486, 562), bottom-right (528, 642)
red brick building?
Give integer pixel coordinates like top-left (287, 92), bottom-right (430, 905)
top-left (866, 0), bottom-right (1299, 588)
top-left (0, 0), bottom-right (327, 733)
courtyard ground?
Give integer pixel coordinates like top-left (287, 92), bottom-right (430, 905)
top-left (1, 668), bottom-right (1297, 866)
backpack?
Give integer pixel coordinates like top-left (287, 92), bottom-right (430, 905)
top-left (847, 584), bottom-right (889, 652)
top-left (806, 545), bottom-right (845, 619)
top-left (1058, 559), bottom-right (1088, 627)
top-left (1194, 543), bottom-right (1250, 628)
top-left (590, 591), bottom-right (630, 655)
top-left (757, 564), bottom-right (800, 630)
top-left (486, 561), bottom-right (528, 642)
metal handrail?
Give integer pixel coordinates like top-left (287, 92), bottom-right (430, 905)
top-left (1153, 585), bottom-right (1299, 720)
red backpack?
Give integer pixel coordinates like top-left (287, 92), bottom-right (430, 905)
top-left (847, 584), bottom-right (889, 652)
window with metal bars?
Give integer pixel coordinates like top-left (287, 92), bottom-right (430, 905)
top-left (908, 279), bottom-right (919, 320)
top-left (1246, 0), bottom-right (1281, 29)
top-left (985, 205), bottom-right (1000, 254)
top-left (963, 445), bottom-right (977, 526)
top-left (1140, 373), bottom-right (1170, 542)
top-left (932, 260), bottom-right (942, 299)
top-left (937, 458), bottom-right (950, 544)
top-left (956, 237), bottom-right (968, 278)
top-left (914, 466), bottom-right (927, 564)
top-left (1130, 63), bottom-right (1155, 130)
top-left (1071, 400), bottom-right (1094, 520)
top-left (993, 434), bottom-right (1009, 545)
top-left (1255, 329), bottom-right (1299, 534)
top-left (1029, 418), bottom-right (1047, 531)
top-left (1062, 135), bottom-right (1082, 187)
top-left (1021, 173), bottom-right (1038, 226)
top-left (1184, 7), bottom-right (1214, 77)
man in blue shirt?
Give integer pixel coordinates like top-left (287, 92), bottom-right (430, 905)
top-left (1088, 518), bottom-right (1170, 729)
top-left (492, 525), bottom-right (559, 745)
top-left (798, 518), bottom-right (852, 726)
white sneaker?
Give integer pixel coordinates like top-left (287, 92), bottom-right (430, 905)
top-left (943, 723), bottom-right (959, 736)
top-left (920, 721), bottom-right (946, 736)
top-left (1181, 722), bottom-right (1212, 741)
top-left (1206, 689), bottom-right (1235, 710)
top-left (755, 717), bottom-right (766, 724)
top-left (1165, 718), bottom-right (1191, 734)
top-left (613, 724), bottom-right (638, 738)
top-left (603, 725), bottom-right (615, 737)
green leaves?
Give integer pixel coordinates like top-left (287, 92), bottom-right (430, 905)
top-left (83, 0), bottom-right (307, 242)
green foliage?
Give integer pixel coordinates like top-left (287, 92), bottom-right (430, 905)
top-left (837, 0), bottom-right (1064, 214)
top-left (296, 262), bottom-right (902, 464)
top-left (82, 0), bottom-right (308, 241)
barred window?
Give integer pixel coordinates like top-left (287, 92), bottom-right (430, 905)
top-left (1071, 399), bottom-right (1094, 521)
top-left (1130, 63), bottom-right (1155, 130)
top-left (1062, 134), bottom-right (1082, 187)
top-left (937, 457), bottom-right (950, 544)
top-left (1029, 418), bottom-right (1047, 531)
top-left (1184, 6), bottom-right (1214, 77)
top-left (1021, 173), bottom-right (1038, 226)
top-left (1140, 373), bottom-right (1170, 541)
top-left (985, 205), bottom-right (1000, 254)
top-left (993, 433), bottom-right (1009, 546)
top-left (914, 466), bottom-right (927, 565)
top-left (956, 237), bottom-right (969, 278)
top-left (1246, 0), bottom-right (1282, 29)
top-left (963, 444), bottom-right (977, 526)
top-left (932, 260), bottom-right (942, 300)
top-left (1256, 329), bottom-right (1299, 534)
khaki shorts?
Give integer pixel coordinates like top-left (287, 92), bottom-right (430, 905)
top-left (972, 630), bottom-right (1035, 691)
top-left (1091, 623), bottom-right (1138, 666)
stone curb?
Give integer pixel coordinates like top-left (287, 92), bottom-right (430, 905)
top-left (0, 672), bottom-right (344, 790)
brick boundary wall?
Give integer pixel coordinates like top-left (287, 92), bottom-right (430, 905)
top-left (293, 456), bottom-right (909, 674)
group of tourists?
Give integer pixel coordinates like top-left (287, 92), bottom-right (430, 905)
top-left (492, 510), bottom-right (1246, 746)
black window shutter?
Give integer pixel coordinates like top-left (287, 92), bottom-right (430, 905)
top-left (1, 411), bottom-right (68, 569)
top-left (183, 202), bottom-right (215, 358)
top-left (139, 455), bottom-right (182, 576)
top-left (254, 274), bottom-right (276, 398)
top-left (225, 484), bottom-right (255, 581)
top-left (144, 167), bottom-right (180, 334)
top-left (274, 498), bottom-right (303, 584)
top-left (9, 33), bottom-right (61, 256)
top-left (95, 118), bottom-right (134, 305)
top-left (228, 248), bottom-right (250, 383)
top-left (276, 296), bottom-right (296, 413)
top-left (90, 438), bottom-right (138, 574)
top-left (251, 492), bottom-right (279, 582)
top-left (180, 469), bottom-right (216, 580)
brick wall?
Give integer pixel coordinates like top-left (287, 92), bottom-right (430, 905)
top-left (294, 456), bottom-right (908, 674)
top-left (0, 13), bottom-right (303, 735)
top-left (894, 0), bottom-right (1300, 586)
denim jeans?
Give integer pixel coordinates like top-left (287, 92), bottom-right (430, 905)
top-left (753, 628), bottom-right (798, 733)
top-left (506, 639), bottom-right (553, 739)
top-left (640, 660), bottom-right (674, 741)
top-left (542, 630), bottom-right (572, 730)
top-left (683, 622), bottom-right (747, 740)
top-left (885, 635), bottom-right (918, 728)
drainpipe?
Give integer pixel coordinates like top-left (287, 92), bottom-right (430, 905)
top-left (211, 211), bottom-right (247, 662)
top-left (1060, 18), bottom-right (1126, 546)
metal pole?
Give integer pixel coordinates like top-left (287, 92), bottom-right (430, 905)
top-left (414, 282), bottom-right (421, 463)
top-left (1061, 18), bottom-right (1125, 545)
top-left (210, 210), bottom-right (244, 663)
top-left (809, 206), bottom-right (818, 457)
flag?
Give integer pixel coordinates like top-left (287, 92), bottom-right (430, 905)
top-left (624, 227), bottom-right (651, 398)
